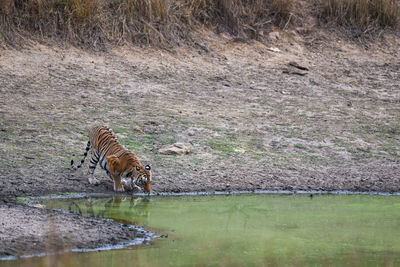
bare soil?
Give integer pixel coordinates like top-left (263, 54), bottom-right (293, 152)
top-left (0, 202), bottom-right (147, 258)
top-left (0, 30), bottom-right (399, 257)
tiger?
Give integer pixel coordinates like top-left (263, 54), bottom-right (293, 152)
top-left (71, 126), bottom-right (151, 193)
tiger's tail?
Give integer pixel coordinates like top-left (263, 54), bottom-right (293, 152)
top-left (71, 141), bottom-right (91, 170)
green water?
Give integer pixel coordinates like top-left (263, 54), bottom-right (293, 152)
top-left (5, 194), bottom-right (400, 266)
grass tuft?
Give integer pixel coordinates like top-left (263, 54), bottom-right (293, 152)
top-left (316, 0), bottom-right (399, 31)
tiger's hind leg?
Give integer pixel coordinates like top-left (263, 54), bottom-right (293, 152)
top-left (87, 151), bottom-right (101, 185)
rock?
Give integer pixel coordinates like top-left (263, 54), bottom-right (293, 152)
top-left (268, 31), bottom-right (280, 40)
top-left (133, 126), bottom-right (143, 133)
top-left (187, 127), bottom-right (200, 136)
top-left (233, 147), bottom-right (245, 153)
top-left (267, 47), bottom-right (281, 53)
top-left (203, 146), bottom-right (213, 153)
top-left (159, 143), bottom-right (192, 155)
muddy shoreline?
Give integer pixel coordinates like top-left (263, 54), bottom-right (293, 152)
top-left (0, 200), bottom-right (150, 259)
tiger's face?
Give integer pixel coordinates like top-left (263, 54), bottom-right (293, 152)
top-left (133, 164), bottom-right (151, 193)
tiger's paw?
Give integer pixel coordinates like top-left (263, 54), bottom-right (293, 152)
top-left (114, 186), bottom-right (125, 192)
top-left (132, 185), bottom-right (142, 192)
top-left (121, 179), bottom-right (132, 191)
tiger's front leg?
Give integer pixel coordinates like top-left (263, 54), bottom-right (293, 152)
top-left (111, 173), bottom-right (125, 192)
top-left (106, 155), bottom-right (125, 192)
top-left (121, 177), bottom-right (133, 191)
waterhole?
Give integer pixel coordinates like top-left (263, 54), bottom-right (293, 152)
top-left (5, 194), bottom-right (400, 266)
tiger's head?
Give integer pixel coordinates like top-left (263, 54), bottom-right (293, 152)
top-left (106, 153), bottom-right (151, 193)
top-left (133, 164), bottom-right (151, 193)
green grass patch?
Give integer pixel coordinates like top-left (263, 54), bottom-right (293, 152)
top-left (40, 122), bottom-right (53, 128)
top-left (247, 137), bottom-right (265, 151)
top-left (0, 127), bottom-right (14, 138)
top-left (284, 129), bottom-right (302, 139)
top-left (208, 139), bottom-right (237, 154)
top-left (294, 143), bottom-right (305, 149)
top-left (381, 144), bottom-right (399, 157)
top-left (82, 108), bottom-right (99, 115)
top-left (213, 127), bottom-right (225, 132)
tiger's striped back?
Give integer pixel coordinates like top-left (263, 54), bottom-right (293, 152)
top-left (89, 126), bottom-right (127, 170)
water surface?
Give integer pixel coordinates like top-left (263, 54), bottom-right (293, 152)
top-left (5, 194), bottom-right (400, 266)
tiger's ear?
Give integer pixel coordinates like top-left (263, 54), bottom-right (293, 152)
top-left (106, 155), bottom-right (120, 172)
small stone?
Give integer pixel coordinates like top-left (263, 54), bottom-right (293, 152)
top-left (187, 127), bottom-right (200, 136)
top-left (159, 143), bottom-right (192, 155)
top-left (268, 31), bottom-right (280, 40)
top-left (267, 47), bottom-right (281, 53)
top-left (203, 146), bottom-right (213, 153)
top-left (133, 126), bottom-right (143, 133)
top-left (220, 32), bottom-right (233, 40)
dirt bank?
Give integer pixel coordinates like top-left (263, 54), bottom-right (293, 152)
top-left (0, 200), bottom-right (148, 258)
top-left (0, 30), bottom-right (399, 257)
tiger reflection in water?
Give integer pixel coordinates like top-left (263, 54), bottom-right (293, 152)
top-left (67, 196), bottom-right (150, 224)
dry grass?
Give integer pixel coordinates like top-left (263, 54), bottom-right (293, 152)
top-left (0, 0), bottom-right (398, 47)
top-left (0, 0), bottom-right (297, 47)
top-left (316, 0), bottom-right (400, 32)
top-left (181, 0), bottom-right (298, 36)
